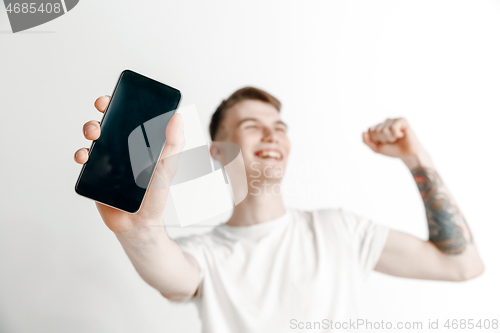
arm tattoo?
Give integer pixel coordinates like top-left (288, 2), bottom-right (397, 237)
top-left (411, 166), bottom-right (473, 255)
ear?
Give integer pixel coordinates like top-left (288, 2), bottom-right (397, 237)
top-left (210, 143), bottom-right (222, 162)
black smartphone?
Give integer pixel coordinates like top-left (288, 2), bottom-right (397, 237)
top-left (75, 69), bottom-right (182, 213)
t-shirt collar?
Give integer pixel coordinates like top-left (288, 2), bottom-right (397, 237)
top-left (216, 208), bottom-right (292, 240)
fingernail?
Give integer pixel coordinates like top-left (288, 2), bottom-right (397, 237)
top-left (75, 150), bottom-right (86, 158)
top-left (85, 125), bottom-right (97, 136)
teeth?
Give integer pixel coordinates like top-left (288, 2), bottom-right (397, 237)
top-left (257, 151), bottom-right (282, 159)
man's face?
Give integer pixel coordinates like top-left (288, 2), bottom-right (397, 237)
top-left (211, 99), bottom-right (291, 182)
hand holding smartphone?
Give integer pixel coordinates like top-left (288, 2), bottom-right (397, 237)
top-left (74, 70), bottom-right (184, 233)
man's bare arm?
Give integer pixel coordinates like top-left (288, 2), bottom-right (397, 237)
top-left (411, 165), bottom-right (472, 254)
top-left (115, 226), bottom-right (200, 301)
top-left (374, 159), bottom-right (484, 281)
top-left (74, 96), bottom-right (200, 300)
top-left (362, 118), bottom-right (485, 281)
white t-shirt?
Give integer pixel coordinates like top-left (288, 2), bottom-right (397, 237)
top-left (173, 207), bottom-right (390, 333)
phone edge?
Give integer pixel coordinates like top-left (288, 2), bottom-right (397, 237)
top-left (74, 70), bottom-right (183, 215)
top-left (131, 91), bottom-right (183, 214)
top-left (74, 69), bottom-right (126, 197)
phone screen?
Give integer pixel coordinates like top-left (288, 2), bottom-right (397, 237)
top-left (75, 70), bottom-right (182, 213)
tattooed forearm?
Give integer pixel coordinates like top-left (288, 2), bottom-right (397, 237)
top-left (411, 166), bottom-right (473, 255)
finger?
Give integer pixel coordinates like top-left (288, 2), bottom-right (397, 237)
top-left (164, 113), bottom-right (185, 152)
top-left (362, 132), bottom-right (380, 152)
top-left (368, 123), bottom-right (385, 144)
top-left (379, 119), bottom-right (399, 143)
top-left (94, 95), bottom-right (111, 113)
top-left (390, 118), bottom-right (408, 139)
top-left (368, 128), bottom-right (379, 144)
top-left (160, 113), bottom-right (185, 167)
top-left (74, 148), bottom-right (89, 164)
top-left (153, 113), bottom-right (186, 187)
top-left (374, 119), bottom-right (394, 142)
top-left (135, 113), bottom-right (186, 194)
top-left (83, 120), bottom-right (101, 141)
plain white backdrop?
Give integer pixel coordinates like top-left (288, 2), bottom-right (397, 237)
top-left (1, 1), bottom-right (499, 332)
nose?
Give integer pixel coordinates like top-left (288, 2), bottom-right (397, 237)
top-left (261, 126), bottom-right (279, 143)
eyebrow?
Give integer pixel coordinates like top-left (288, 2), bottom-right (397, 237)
top-left (237, 118), bottom-right (288, 128)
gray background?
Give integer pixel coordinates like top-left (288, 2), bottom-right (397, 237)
top-left (1, 0), bottom-right (499, 332)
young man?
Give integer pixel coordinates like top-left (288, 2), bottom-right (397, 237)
top-left (74, 87), bottom-right (484, 332)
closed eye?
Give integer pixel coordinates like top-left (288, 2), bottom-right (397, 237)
top-left (275, 126), bottom-right (287, 132)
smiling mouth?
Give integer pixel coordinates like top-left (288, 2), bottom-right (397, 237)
top-left (254, 149), bottom-right (283, 160)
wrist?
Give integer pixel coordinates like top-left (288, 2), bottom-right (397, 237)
top-left (114, 219), bottom-right (167, 244)
top-left (401, 151), bottom-right (434, 170)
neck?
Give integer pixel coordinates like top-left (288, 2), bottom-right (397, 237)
top-left (225, 180), bottom-right (286, 227)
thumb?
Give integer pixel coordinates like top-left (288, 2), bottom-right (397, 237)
top-left (149, 113), bottom-right (185, 190)
top-left (362, 131), bottom-right (380, 152)
top-left (161, 112), bottom-right (185, 160)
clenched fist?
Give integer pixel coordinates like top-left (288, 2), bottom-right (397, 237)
top-left (362, 118), bottom-right (432, 168)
